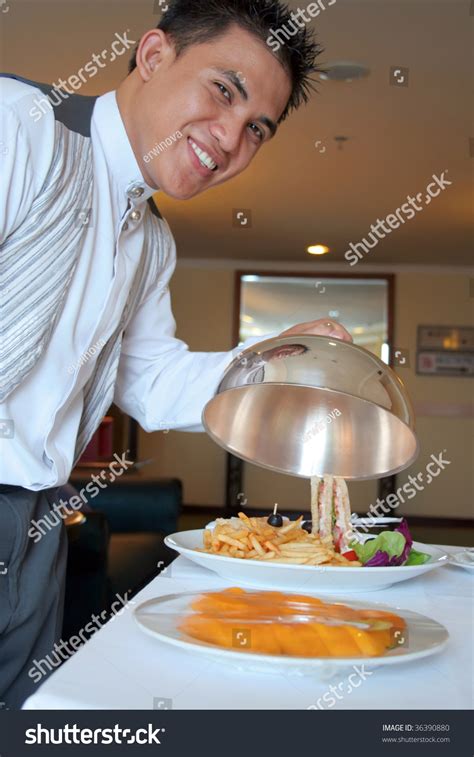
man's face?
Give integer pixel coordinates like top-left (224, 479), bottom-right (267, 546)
top-left (127, 25), bottom-right (292, 199)
top-left (263, 345), bottom-right (307, 361)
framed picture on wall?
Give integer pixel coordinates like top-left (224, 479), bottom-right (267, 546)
top-left (226, 272), bottom-right (395, 512)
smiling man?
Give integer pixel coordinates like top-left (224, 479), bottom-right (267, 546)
top-left (119, 17), bottom-right (292, 198)
top-left (0, 0), bottom-right (351, 708)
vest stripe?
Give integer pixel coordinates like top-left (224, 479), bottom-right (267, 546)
top-left (0, 123), bottom-right (94, 401)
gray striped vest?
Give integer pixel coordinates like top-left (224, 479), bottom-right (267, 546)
top-left (0, 74), bottom-right (164, 464)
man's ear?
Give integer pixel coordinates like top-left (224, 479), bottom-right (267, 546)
top-left (135, 29), bottom-right (175, 82)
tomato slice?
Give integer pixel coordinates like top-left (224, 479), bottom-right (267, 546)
top-left (342, 549), bottom-right (358, 561)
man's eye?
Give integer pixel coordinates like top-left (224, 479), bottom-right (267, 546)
top-left (248, 122), bottom-right (264, 141)
top-left (215, 82), bottom-right (232, 102)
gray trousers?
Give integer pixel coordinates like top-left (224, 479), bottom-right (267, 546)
top-left (0, 484), bottom-right (67, 709)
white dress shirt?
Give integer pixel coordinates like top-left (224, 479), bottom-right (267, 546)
top-left (0, 79), bottom-right (270, 490)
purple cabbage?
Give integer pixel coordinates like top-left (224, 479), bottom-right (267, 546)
top-left (363, 519), bottom-right (413, 567)
top-left (364, 550), bottom-right (403, 567)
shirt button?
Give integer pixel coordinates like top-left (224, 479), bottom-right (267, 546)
top-left (127, 184), bottom-right (145, 199)
top-left (130, 210), bottom-right (141, 222)
top-left (122, 221), bottom-right (129, 231)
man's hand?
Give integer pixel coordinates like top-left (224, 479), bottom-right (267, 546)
top-left (279, 318), bottom-right (352, 343)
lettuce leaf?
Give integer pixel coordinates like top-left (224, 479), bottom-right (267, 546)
top-left (351, 520), bottom-right (431, 567)
top-left (405, 548), bottom-right (431, 566)
top-left (351, 531), bottom-right (406, 564)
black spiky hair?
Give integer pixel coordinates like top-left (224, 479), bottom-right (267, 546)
top-left (129, 0), bottom-right (323, 122)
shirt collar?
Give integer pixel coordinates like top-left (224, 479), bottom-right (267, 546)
top-left (92, 90), bottom-right (157, 204)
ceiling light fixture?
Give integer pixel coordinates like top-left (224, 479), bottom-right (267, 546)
top-left (319, 62), bottom-right (370, 83)
top-left (307, 244), bottom-right (330, 256)
top-left (334, 135), bottom-right (350, 150)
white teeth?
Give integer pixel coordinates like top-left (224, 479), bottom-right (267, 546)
top-left (189, 139), bottom-right (217, 170)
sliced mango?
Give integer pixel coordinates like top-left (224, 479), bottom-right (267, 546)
top-left (179, 588), bottom-right (406, 658)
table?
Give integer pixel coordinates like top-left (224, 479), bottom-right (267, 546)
top-left (23, 546), bottom-right (473, 710)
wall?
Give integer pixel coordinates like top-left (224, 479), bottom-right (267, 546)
top-left (392, 271), bottom-right (473, 520)
top-left (138, 267), bottom-right (233, 507)
top-left (138, 263), bottom-right (473, 519)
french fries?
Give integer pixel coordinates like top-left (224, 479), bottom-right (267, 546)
top-left (200, 513), bottom-right (361, 567)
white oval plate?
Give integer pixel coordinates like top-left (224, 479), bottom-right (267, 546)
top-left (164, 529), bottom-right (448, 593)
top-left (134, 591), bottom-right (449, 677)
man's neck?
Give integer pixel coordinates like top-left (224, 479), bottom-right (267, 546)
top-left (116, 76), bottom-right (159, 190)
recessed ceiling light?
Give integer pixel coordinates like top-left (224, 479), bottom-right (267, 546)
top-left (320, 62), bottom-right (370, 82)
top-left (307, 244), bottom-right (330, 256)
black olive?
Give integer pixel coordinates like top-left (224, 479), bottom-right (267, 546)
top-left (267, 513), bottom-right (283, 527)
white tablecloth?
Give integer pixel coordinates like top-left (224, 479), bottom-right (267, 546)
top-left (23, 546), bottom-right (473, 710)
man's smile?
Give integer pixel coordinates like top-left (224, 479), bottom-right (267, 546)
top-left (187, 136), bottom-right (220, 175)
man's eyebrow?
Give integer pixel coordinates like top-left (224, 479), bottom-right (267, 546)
top-left (219, 69), bottom-right (248, 100)
top-left (216, 69), bottom-right (278, 138)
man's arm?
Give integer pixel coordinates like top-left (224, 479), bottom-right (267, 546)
top-left (114, 220), bottom-right (352, 433)
top-left (113, 234), bottom-right (271, 432)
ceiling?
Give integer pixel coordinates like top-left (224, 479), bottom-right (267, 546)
top-left (2, 0), bottom-right (472, 265)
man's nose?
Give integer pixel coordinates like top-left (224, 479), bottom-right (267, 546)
top-left (209, 117), bottom-right (244, 155)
